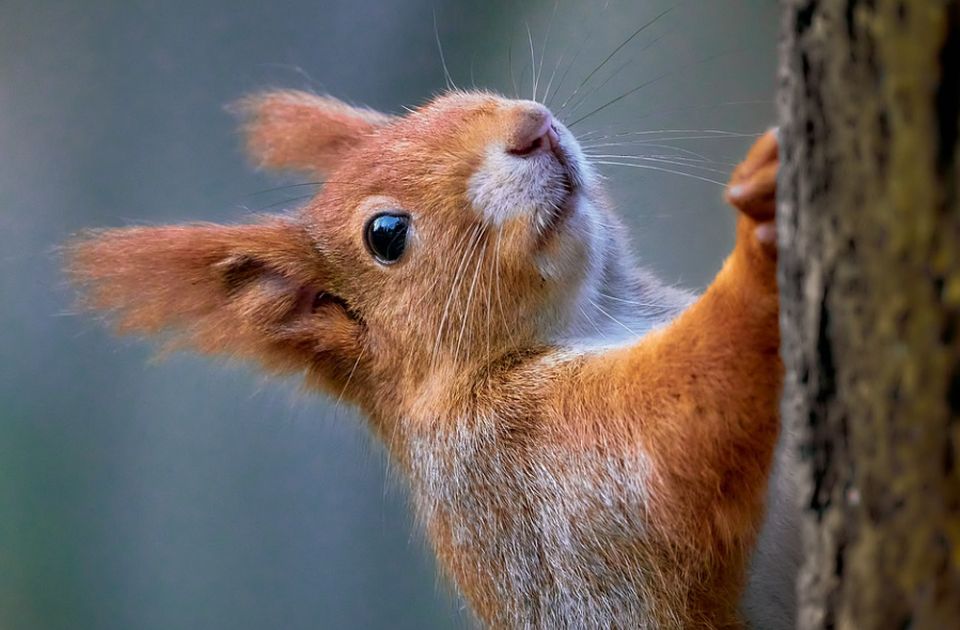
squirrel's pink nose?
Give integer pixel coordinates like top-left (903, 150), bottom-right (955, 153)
top-left (506, 104), bottom-right (559, 157)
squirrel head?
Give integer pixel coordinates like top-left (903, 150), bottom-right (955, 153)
top-left (67, 90), bottom-right (614, 413)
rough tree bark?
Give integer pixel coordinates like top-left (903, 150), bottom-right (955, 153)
top-left (778, 0), bottom-right (960, 628)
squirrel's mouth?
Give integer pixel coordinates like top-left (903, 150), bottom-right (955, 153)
top-left (533, 134), bottom-right (582, 248)
top-left (466, 115), bottom-right (588, 239)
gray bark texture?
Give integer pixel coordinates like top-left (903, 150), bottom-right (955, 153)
top-left (778, 0), bottom-right (960, 628)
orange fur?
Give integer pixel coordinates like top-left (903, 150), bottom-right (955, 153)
top-left (66, 91), bottom-right (782, 628)
top-left (234, 91), bottom-right (393, 175)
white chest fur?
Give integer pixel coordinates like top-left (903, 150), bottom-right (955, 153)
top-left (405, 405), bottom-right (665, 628)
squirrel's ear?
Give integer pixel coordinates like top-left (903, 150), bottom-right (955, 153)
top-left (66, 219), bottom-right (365, 392)
top-left (232, 90), bottom-right (392, 175)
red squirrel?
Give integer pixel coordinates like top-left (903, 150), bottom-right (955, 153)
top-left (67, 90), bottom-right (784, 628)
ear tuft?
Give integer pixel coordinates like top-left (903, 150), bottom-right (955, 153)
top-left (231, 90), bottom-right (391, 175)
top-left (65, 218), bottom-right (370, 396)
top-left (66, 219), bottom-right (325, 350)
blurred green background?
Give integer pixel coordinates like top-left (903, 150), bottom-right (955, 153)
top-left (0, 1), bottom-right (777, 628)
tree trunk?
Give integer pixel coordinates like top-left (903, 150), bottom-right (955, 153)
top-left (778, 1), bottom-right (960, 628)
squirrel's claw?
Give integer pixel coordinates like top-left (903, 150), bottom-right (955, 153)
top-left (725, 128), bottom-right (778, 223)
top-left (725, 128), bottom-right (779, 259)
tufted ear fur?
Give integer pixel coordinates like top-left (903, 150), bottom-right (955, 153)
top-left (66, 218), bottom-right (365, 394)
top-left (232, 90), bottom-right (392, 175)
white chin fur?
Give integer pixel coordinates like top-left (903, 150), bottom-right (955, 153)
top-left (466, 144), bottom-right (569, 226)
top-left (466, 129), bottom-right (606, 340)
top-left (533, 193), bottom-right (600, 277)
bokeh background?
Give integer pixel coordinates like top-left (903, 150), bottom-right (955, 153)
top-left (0, 1), bottom-right (777, 628)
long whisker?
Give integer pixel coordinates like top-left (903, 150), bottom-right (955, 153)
top-left (433, 225), bottom-right (483, 368)
top-left (542, 51), bottom-right (565, 108)
top-left (244, 194), bottom-right (317, 212)
top-left (410, 230), bottom-right (471, 365)
top-left (583, 132), bottom-right (758, 144)
top-left (639, 153), bottom-right (735, 166)
top-left (436, 226), bottom-right (481, 353)
top-left (412, 230), bottom-right (477, 313)
top-left (582, 142), bottom-right (716, 162)
top-left (517, 60), bottom-right (531, 101)
top-left (411, 276), bottom-right (445, 311)
top-left (592, 160), bottom-right (726, 187)
top-left (483, 236), bottom-right (495, 369)
top-left (578, 303), bottom-right (608, 339)
top-left (455, 233), bottom-right (487, 365)
top-left (242, 182), bottom-right (323, 198)
top-left (569, 51), bottom-right (761, 128)
top-left (613, 152), bottom-right (733, 168)
top-left (564, 28), bottom-right (672, 119)
top-left (580, 141), bottom-right (719, 162)
top-left (597, 291), bottom-right (676, 309)
top-left (564, 57), bottom-right (635, 119)
top-left (567, 70), bottom-right (671, 127)
top-left (557, 6), bottom-right (673, 114)
top-left (433, 10), bottom-right (457, 91)
top-left (588, 298), bottom-right (638, 336)
top-left (432, 227), bottom-right (475, 366)
top-left (534, 0), bottom-right (560, 103)
top-left (255, 62), bottom-right (321, 92)
top-left (335, 345), bottom-right (367, 410)
top-left (572, 88), bottom-right (774, 133)
top-left (581, 127), bottom-right (753, 138)
top-left (508, 43), bottom-right (519, 98)
top-left (493, 226), bottom-right (516, 349)
top-left (527, 23), bottom-right (538, 101)
top-left (624, 99), bottom-right (775, 126)
top-left (545, 31), bottom-right (590, 108)
top-left (584, 154), bottom-right (729, 175)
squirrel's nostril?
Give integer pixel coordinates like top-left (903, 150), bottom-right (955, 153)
top-left (507, 109), bottom-right (558, 157)
top-left (509, 134), bottom-right (544, 156)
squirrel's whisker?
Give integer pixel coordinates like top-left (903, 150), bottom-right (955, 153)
top-left (557, 6), bottom-right (673, 115)
top-left (592, 160), bottom-right (726, 187)
top-left (433, 10), bottom-right (457, 91)
top-left (584, 154), bottom-right (729, 175)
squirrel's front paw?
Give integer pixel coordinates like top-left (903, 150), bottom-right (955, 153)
top-left (725, 128), bottom-right (778, 258)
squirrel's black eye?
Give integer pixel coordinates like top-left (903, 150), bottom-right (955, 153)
top-left (364, 212), bottom-right (409, 264)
